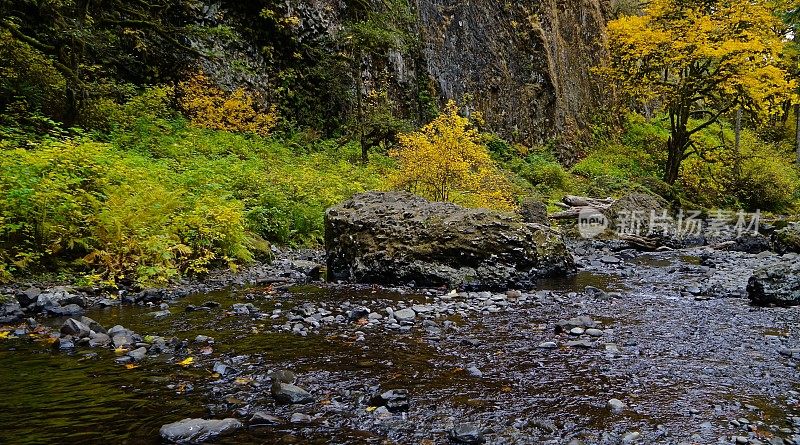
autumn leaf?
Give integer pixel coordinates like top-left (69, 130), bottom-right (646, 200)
top-left (125, 363), bottom-right (139, 370)
top-left (177, 357), bottom-right (194, 367)
top-left (0, 331), bottom-right (11, 339)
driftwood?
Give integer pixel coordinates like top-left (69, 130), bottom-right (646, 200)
top-left (619, 234), bottom-right (666, 251)
top-left (549, 195), bottom-right (615, 220)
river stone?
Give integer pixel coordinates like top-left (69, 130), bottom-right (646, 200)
top-left (448, 423), bottom-right (485, 444)
top-left (371, 389), bottom-right (410, 412)
top-left (747, 262), bottom-right (800, 306)
top-left (250, 412), bottom-right (283, 426)
top-left (60, 318), bottom-right (91, 338)
top-left (89, 333), bottom-right (111, 347)
top-left (608, 398), bottom-right (627, 413)
top-left (159, 418), bottom-right (242, 444)
top-left (80, 316), bottom-right (106, 334)
top-left (393, 308), bottom-right (416, 322)
top-left (324, 192), bottom-right (574, 288)
top-left (289, 412), bottom-right (312, 423)
top-left (269, 369), bottom-right (296, 384)
top-left (271, 382), bottom-right (313, 404)
top-left (127, 347), bottom-right (147, 362)
top-left (0, 300), bottom-right (24, 324)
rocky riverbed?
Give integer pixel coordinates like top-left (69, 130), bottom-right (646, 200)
top-left (0, 242), bottom-right (799, 445)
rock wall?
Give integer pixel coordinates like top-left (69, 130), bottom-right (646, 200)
top-left (202, 0), bottom-right (608, 155)
top-left (415, 0), bottom-right (608, 155)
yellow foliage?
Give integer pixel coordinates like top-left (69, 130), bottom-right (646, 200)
top-left (179, 71), bottom-right (278, 137)
top-left (600, 0), bottom-right (795, 117)
top-left (389, 101), bottom-right (515, 211)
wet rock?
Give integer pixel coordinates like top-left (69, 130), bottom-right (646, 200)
top-left (569, 327), bottom-right (585, 336)
top-left (466, 366), bottom-right (483, 377)
top-left (747, 262), bottom-right (800, 306)
top-left (371, 389), bottom-right (410, 412)
top-left (213, 362), bottom-right (235, 376)
top-left (271, 382), bottom-right (313, 404)
top-left (149, 310), bottom-right (171, 319)
top-left (607, 398), bottom-right (627, 413)
top-left (80, 316), bottom-right (106, 334)
top-left (289, 413), bottom-right (312, 423)
top-left (45, 303), bottom-right (84, 317)
top-left (58, 337), bottom-right (75, 349)
top-left (60, 318), bottom-right (91, 338)
top-left (159, 418), bottom-right (242, 444)
top-left (538, 341), bottom-right (558, 349)
top-left (393, 308), bottom-right (416, 323)
top-left (269, 369), bottom-right (297, 384)
top-left (232, 303), bottom-right (259, 315)
top-left (88, 333), bottom-right (110, 347)
top-left (250, 412), bottom-right (283, 426)
top-left (567, 340), bottom-right (593, 348)
top-left (127, 347), bottom-right (147, 362)
top-left (622, 431), bottom-right (641, 443)
top-left (585, 328), bottom-right (603, 337)
top-left (0, 300), bottom-right (24, 324)
top-left (325, 191), bottom-right (574, 289)
top-left (34, 289), bottom-right (85, 314)
top-left (112, 334), bottom-right (134, 348)
top-left (448, 423), bottom-right (485, 444)
top-left (16, 286), bottom-right (41, 308)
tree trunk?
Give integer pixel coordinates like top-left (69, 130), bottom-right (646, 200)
top-left (734, 107), bottom-right (742, 180)
top-left (664, 109), bottom-right (689, 185)
top-left (795, 104), bottom-right (800, 166)
top-left (664, 136), bottom-right (683, 185)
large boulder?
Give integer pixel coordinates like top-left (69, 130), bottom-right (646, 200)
top-left (775, 223), bottom-right (800, 253)
top-left (324, 192), bottom-right (574, 288)
top-left (747, 260), bottom-right (800, 307)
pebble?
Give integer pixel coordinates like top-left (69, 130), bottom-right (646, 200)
top-left (607, 398), bottom-right (627, 413)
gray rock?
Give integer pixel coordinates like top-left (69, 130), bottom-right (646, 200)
top-left (112, 334), bottom-right (134, 348)
top-left (622, 431), bottom-right (640, 443)
top-left (393, 308), bottom-right (416, 322)
top-left (80, 316), bottom-right (106, 334)
top-left (89, 333), bottom-right (110, 347)
top-left (250, 412), bottom-right (283, 426)
top-left (585, 328), bottom-right (603, 337)
top-left (269, 369), bottom-right (297, 384)
top-left (149, 310), bottom-right (171, 320)
top-left (289, 412), bottom-right (312, 423)
top-left (466, 366), bottom-right (483, 377)
top-left (519, 197), bottom-right (550, 226)
top-left (371, 389), bottom-right (409, 412)
top-left (159, 418), bottom-right (242, 444)
top-left (607, 398), bottom-right (627, 413)
top-left (127, 347), bottom-right (147, 362)
top-left (569, 327), bottom-right (585, 336)
top-left (325, 192), bottom-right (574, 288)
top-left (448, 423), bottom-right (485, 444)
top-left (748, 262), bottom-right (800, 306)
top-left (538, 341), bottom-right (558, 349)
top-left (60, 318), bottom-right (91, 338)
top-left (271, 382), bottom-right (313, 404)
top-left (0, 300), bottom-right (24, 324)
top-left (16, 287), bottom-right (41, 307)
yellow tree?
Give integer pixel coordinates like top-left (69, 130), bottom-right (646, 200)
top-left (389, 101), bottom-right (514, 210)
top-left (600, 0), bottom-right (795, 184)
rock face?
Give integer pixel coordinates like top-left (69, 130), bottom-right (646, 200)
top-left (159, 418), bottom-right (242, 444)
top-left (747, 262), bottom-right (800, 307)
top-left (325, 192), bottom-right (575, 288)
top-left (203, 1), bottom-right (607, 156)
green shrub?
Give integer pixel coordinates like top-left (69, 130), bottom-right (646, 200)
top-left (0, 88), bottom-right (390, 284)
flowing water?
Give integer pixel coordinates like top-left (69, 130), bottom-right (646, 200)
top-left (1, 251), bottom-right (799, 444)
